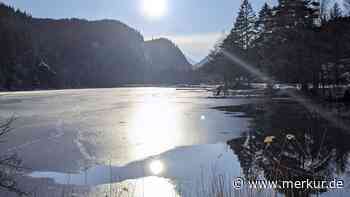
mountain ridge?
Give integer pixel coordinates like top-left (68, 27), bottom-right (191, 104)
top-left (0, 2), bottom-right (194, 90)
top-left (144, 38), bottom-right (192, 72)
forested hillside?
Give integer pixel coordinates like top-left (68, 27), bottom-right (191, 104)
top-left (30, 19), bottom-right (148, 88)
top-left (0, 3), bottom-right (193, 91)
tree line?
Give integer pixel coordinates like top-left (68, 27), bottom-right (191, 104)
top-left (201, 0), bottom-right (350, 96)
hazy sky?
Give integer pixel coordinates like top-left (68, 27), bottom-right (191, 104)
top-left (2, 0), bottom-right (270, 61)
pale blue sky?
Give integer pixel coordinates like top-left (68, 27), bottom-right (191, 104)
top-left (2, 0), bottom-right (271, 61)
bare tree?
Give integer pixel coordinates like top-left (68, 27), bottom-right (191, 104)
top-left (344, 0), bottom-right (350, 16)
top-left (0, 118), bottom-right (26, 196)
top-left (330, 2), bottom-right (343, 19)
top-left (320, 0), bottom-right (331, 22)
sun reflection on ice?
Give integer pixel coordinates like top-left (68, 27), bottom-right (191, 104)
top-left (128, 93), bottom-right (183, 160)
top-left (149, 160), bottom-right (164, 175)
top-left (142, 177), bottom-right (178, 197)
top-left (94, 176), bottom-right (179, 197)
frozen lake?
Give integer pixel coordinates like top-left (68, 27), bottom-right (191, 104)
top-left (0, 88), bottom-right (251, 171)
top-left (1, 87), bottom-right (349, 197)
top-left (0, 87), bottom-right (253, 196)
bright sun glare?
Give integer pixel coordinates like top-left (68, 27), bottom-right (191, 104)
top-left (142, 0), bottom-right (167, 18)
top-left (149, 160), bottom-right (164, 175)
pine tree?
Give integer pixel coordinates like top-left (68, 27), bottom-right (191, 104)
top-left (221, 29), bottom-right (241, 51)
top-left (231, 0), bottom-right (257, 50)
top-left (273, 0), bottom-right (319, 30)
top-left (253, 3), bottom-right (274, 77)
top-left (255, 3), bottom-right (273, 41)
top-left (204, 0), bottom-right (257, 86)
top-left (260, 0), bottom-right (321, 89)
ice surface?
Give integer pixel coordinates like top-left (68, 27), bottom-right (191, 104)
top-left (0, 88), bottom-right (251, 172)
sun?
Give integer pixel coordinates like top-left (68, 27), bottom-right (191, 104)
top-left (149, 160), bottom-right (164, 175)
top-left (142, 0), bottom-right (167, 18)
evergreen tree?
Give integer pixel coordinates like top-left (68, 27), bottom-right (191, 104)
top-left (202, 0), bottom-right (350, 97)
top-left (231, 0), bottom-right (257, 50)
top-left (253, 3), bottom-right (274, 79)
top-left (273, 0), bottom-right (319, 30)
top-left (259, 0), bottom-right (321, 89)
top-left (255, 3), bottom-right (272, 38)
top-left (201, 0), bottom-right (258, 86)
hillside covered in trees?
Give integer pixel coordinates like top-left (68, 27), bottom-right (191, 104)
top-left (200, 0), bottom-right (350, 96)
top-left (0, 3), bottom-right (193, 91)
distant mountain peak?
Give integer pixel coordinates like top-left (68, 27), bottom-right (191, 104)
top-left (193, 56), bottom-right (211, 70)
top-left (144, 38), bottom-right (192, 71)
top-left (185, 56), bottom-right (197, 66)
